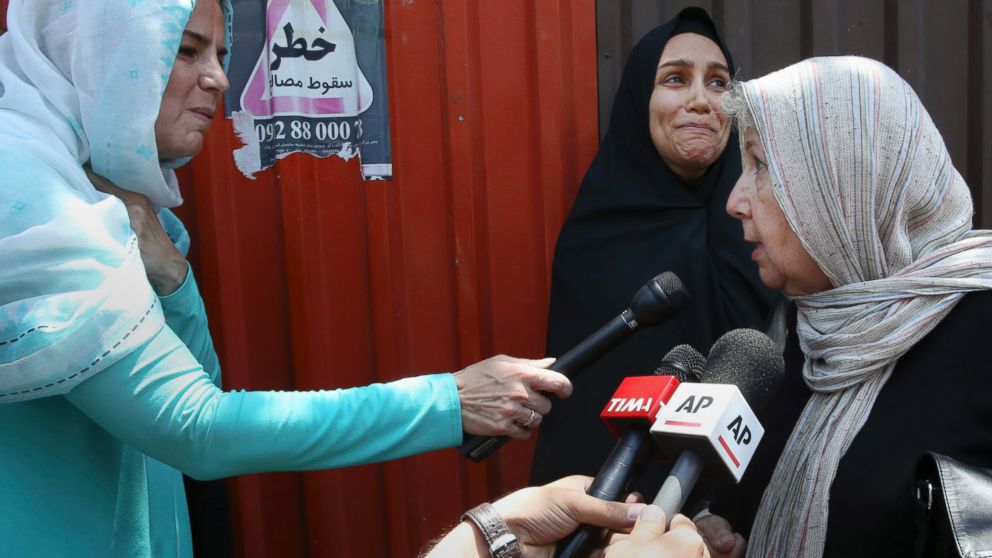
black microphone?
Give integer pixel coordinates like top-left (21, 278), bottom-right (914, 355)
top-left (649, 329), bottom-right (785, 526)
top-left (459, 272), bottom-right (691, 462)
top-left (554, 344), bottom-right (705, 558)
top-left (654, 343), bottom-right (705, 383)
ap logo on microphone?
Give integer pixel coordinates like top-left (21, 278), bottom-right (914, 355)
top-left (650, 383), bottom-right (764, 482)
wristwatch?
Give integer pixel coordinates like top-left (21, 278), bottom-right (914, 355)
top-left (461, 502), bottom-right (523, 558)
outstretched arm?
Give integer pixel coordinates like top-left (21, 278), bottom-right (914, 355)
top-left (65, 326), bottom-right (462, 479)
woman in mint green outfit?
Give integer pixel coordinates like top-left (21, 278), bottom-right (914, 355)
top-left (0, 1), bottom-right (571, 555)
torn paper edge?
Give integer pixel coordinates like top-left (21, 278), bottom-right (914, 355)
top-left (231, 110), bottom-right (262, 180)
top-left (229, 112), bottom-right (393, 181)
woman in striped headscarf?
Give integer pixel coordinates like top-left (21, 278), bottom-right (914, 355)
top-left (698, 56), bottom-right (992, 557)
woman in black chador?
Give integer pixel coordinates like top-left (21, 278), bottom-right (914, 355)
top-left (530, 8), bottom-right (779, 488)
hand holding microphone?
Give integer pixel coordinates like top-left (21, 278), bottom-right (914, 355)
top-left (602, 508), bottom-right (709, 558)
top-left (558, 329), bottom-right (783, 558)
top-left (455, 355), bottom-right (572, 440)
top-left (459, 272), bottom-right (691, 462)
top-left (554, 344), bottom-right (706, 558)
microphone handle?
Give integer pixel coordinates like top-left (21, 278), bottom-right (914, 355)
top-left (651, 450), bottom-right (702, 528)
top-left (459, 312), bottom-right (637, 462)
top-left (555, 428), bottom-right (654, 558)
top-left (551, 311), bottom-right (638, 378)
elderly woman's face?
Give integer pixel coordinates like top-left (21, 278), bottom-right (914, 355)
top-left (154, 0), bottom-right (229, 160)
top-left (726, 128), bottom-right (832, 296)
top-left (649, 33), bottom-right (731, 179)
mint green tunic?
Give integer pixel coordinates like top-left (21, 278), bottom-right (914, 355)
top-left (0, 3), bottom-right (462, 555)
top-left (0, 267), bottom-right (462, 557)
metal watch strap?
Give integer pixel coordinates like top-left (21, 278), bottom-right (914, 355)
top-left (460, 502), bottom-right (522, 558)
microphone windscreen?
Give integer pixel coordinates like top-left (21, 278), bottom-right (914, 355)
top-left (656, 344), bottom-right (706, 382)
top-left (701, 328), bottom-right (784, 411)
top-left (656, 271), bottom-right (689, 301)
top-left (630, 272), bottom-right (691, 326)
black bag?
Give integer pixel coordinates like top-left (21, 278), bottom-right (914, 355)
top-left (914, 452), bottom-right (992, 558)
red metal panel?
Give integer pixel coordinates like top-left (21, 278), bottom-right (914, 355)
top-left (179, 1), bottom-right (599, 555)
top-left (184, 121), bottom-right (308, 558)
top-left (0, 0), bottom-right (597, 554)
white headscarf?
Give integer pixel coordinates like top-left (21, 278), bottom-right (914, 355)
top-left (737, 56), bottom-right (992, 557)
top-left (0, 0), bottom-right (232, 403)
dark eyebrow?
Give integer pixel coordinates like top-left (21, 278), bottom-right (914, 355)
top-left (182, 30), bottom-right (229, 56)
top-left (658, 58), bottom-right (691, 70)
top-left (708, 61), bottom-right (730, 74)
top-left (657, 59), bottom-right (730, 74)
top-left (183, 30), bottom-right (210, 45)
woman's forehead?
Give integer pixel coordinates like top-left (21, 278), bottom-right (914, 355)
top-left (659, 33), bottom-right (727, 67)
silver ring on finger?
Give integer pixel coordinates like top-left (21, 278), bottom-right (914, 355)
top-left (519, 408), bottom-right (539, 428)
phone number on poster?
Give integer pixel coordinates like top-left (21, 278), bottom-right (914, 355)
top-left (255, 119), bottom-right (365, 142)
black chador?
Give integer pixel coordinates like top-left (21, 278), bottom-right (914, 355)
top-left (530, 8), bottom-right (780, 491)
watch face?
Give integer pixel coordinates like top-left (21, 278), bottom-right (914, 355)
top-left (490, 534), bottom-right (521, 558)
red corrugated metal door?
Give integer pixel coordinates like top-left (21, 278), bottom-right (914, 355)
top-left (0, 0), bottom-right (598, 555)
top-left (182, 2), bottom-right (598, 554)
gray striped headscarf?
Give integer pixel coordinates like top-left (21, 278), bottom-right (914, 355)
top-left (735, 56), bottom-right (992, 557)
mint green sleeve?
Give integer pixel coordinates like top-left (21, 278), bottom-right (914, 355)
top-left (155, 208), bottom-right (220, 388)
top-left (158, 267), bottom-right (221, 387)
top-left (64, 325), bottom-right (463, 480)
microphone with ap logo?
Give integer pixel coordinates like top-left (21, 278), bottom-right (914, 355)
top-left (649, 329), bottom-right (784, 525)
top-left (554, 344), bottom-right (705, 558)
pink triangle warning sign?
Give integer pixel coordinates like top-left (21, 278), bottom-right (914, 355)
top-left (240, 0), bottom-right (374, 118)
